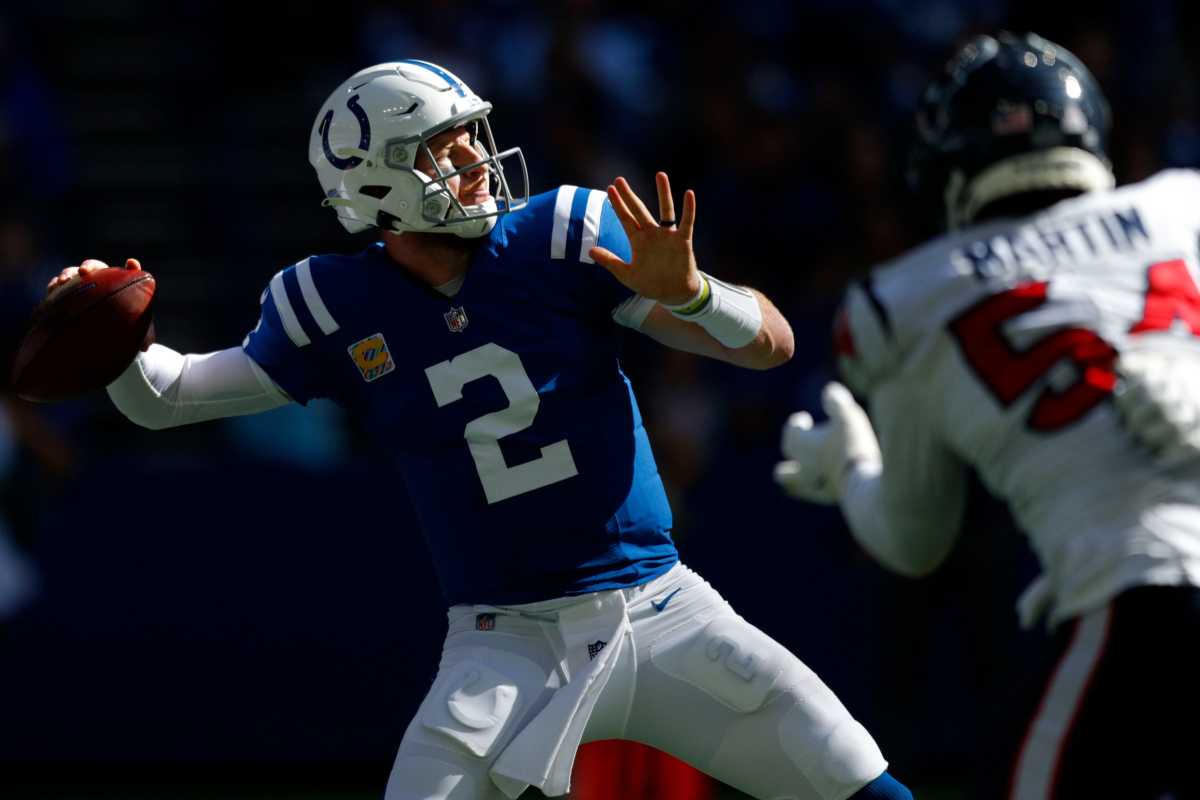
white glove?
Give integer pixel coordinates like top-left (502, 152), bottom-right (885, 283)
top-left (774, 381), bottom-right (882, 504)
top-left (1114, 345), bottom-right (1200, 467)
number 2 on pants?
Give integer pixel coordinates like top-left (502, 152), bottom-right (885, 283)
top-left (949, 259), bottom-right (1200, 431)
top-left (425, 343), bottom-right (579, 504)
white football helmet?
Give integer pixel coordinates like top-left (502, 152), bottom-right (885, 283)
top-left (309, 60), bottom-right (528, 237)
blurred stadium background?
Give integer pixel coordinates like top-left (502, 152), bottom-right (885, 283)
top-left (1, 1), bottom-right (1197, 798)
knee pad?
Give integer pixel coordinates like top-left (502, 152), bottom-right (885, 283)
top-left (778, 701), bottom-right (887, 796)
top-left (650, 615), bottom-right (887, 797)
top-left (650, 615), bottom-right (786, 712)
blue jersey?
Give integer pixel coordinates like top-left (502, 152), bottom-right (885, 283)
top-left (244, 187), bottom-right (678, 604)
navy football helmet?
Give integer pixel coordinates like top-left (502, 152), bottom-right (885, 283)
top-left (909, 31), bottom-right (1114, 229)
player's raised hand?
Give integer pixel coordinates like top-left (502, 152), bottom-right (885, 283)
top-left (47, 258), bottom-right (141, 298)
top-left (589, 172), bottom-right (702, 305)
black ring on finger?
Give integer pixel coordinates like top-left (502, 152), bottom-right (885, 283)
top-left (659, 218), bottom-right (677, 227)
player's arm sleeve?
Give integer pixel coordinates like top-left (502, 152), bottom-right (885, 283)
top-left (612, 292), bottom-right (658, 330)
top-left (834, 276), bottom-right (896, 395)
top-left (839, 377), bottom-right (968, 577)
top-left (107, 343), bottom-right (290, 430)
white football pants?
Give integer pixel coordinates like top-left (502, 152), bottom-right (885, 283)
top-left (385, 563), bottom-right (887, 800)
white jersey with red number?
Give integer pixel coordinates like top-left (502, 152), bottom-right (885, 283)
top-left (837, 169), bottom-right (1200, 625)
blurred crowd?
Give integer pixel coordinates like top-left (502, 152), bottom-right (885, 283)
top-left (1, 1), bottom-right (1197, 796)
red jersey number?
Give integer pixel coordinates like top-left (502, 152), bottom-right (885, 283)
top-left (1128, 259), bottom-right (1200, 335)
top-left (948, 260), bottom-right (1200, 430)
top-left (948, 282), bottom-right (1117, 432)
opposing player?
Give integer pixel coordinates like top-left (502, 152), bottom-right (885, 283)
top-left (50, 62), bottom-right (911, 799)
top-left (775, 32), bottom-right (1200, 798)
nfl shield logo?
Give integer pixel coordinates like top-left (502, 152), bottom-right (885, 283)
top-left (444, 306), bottom-right (469, 333)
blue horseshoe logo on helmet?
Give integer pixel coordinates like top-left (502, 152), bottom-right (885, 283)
top-left (319, 93), bottom-right (371, 170)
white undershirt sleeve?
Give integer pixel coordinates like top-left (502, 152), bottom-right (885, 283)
top-left (611, 295), bottom-right (657, 329)
top-left (839, 377), bottom-right (969, 577)
top-left (106, 343), bottom-right (291, 430)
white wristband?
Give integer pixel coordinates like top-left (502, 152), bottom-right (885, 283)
top-left (669, 273), bottom-right (762, 349)
top-left (662, 276), bottom-right (711, 315)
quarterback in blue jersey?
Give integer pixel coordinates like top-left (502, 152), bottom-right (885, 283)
top-left (50, 61), bottom-right (910, 800)
top-left (241, 187), bottom-right (682, 606)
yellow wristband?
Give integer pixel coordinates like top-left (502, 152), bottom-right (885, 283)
top-left (666, 276), bottom-right (712, 316)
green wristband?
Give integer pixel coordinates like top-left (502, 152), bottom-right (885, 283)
top-left (668, 276), bottom-right (712, 316)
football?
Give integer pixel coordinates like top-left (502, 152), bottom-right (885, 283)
top-left (9, 265), bottom-right (157, 402)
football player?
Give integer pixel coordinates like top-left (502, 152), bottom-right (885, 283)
top-left (775, 32), bottom-right (1200, 799)
top-left (49, 62), bottom-right (912, 799)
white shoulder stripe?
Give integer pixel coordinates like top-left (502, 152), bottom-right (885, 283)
top-left (550, 185), bottom-right (577, 260)
top-left (269, 271), bottom-right (311, 347)
top-left (295, 258), bottom-right (340, 334)
top-left (579, 190), bottom-right (606, 264)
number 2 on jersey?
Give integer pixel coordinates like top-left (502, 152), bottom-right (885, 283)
top-left (949, 259), bottom-right (1200, 431)
top-left (425, 343), bottom-right (579, 504)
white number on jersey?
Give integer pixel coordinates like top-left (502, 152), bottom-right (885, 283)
top-left (425, 343), bottom-right (579, 504)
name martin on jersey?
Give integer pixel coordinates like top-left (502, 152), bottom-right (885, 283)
top-left (952, 205), bottom-right (1152, 282)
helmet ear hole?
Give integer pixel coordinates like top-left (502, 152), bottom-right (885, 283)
top-left (360, 185), bottom-right (392, 199)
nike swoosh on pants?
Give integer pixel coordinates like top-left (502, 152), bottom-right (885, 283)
top-left (651, 588), bottom-right (682, 612)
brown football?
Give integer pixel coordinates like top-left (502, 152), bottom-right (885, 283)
top-left (9, 267), bottom-right (156, 402)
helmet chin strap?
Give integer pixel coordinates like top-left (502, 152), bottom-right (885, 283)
top-left (947, 147), bottom-right (1115, 229)
top-left (422, 154), bottom-right (501, 237)
top-left (382, 197), bottom-right (499, 238)
top-left (384, 158), bottom-right (502, 238)
top-left (443, 197), bottom-right (499, 238)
